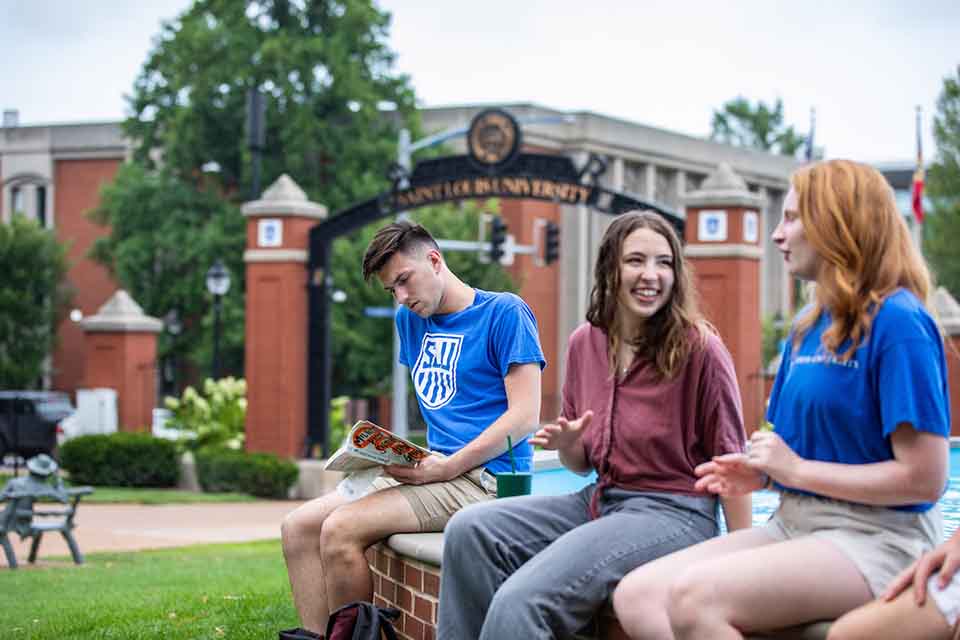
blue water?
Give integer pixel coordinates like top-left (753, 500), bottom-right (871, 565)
top-left (533, 448), bottom-right (960, 538)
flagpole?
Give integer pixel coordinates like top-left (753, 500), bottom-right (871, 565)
top-left (805, 108), bottom-right (816, 162)
top-left (912, 105), bottom-right (924, 251)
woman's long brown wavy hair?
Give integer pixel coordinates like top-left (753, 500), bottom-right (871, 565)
top-left (585, 210), bottom-right (710, 380)
top-left (791, 159), bottom-right (932, 359)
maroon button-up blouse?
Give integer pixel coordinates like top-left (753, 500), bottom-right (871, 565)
top-left (562, 323), bottom-right (746, 498)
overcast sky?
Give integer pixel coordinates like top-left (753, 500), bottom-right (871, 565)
top-left (2, 0), bottom-right (957, 163)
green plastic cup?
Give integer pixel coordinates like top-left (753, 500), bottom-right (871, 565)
top-left (496, 471), bottom-right (533, 498)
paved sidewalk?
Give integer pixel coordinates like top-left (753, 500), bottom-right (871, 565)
top-left (1, 500), bottom-right (306, 568)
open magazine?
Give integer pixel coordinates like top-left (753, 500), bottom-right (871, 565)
top-left (323, 420), bottom-right (431, 472)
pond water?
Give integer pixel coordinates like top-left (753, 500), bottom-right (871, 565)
top-left (532, 447), bottom-right (960, 538)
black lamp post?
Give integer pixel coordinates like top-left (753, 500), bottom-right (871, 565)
top-left (163, 309), bottom-right (183, 395)
top-left (205, 260), bottom-right (231, 380)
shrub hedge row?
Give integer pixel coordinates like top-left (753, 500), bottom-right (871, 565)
top-left (58, 433), bottom-right (299, 498)
top-left (195, 447), bottom-right (299, 499)
top-left (60, 432), bottom-right (180, 487)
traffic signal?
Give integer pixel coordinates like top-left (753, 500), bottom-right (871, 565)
top-left (489, 216), bottom-right (508, 262)
top-left (544, 221), bottom-right (560, 265)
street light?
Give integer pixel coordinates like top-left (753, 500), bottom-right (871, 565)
top-left (205, 260), bottom-right (231, 380)
top-left (162, 309), bottom-right (183, 395)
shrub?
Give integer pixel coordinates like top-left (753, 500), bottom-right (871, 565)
top-left (761, 312), bottom-right (792, 368)
top-left (164, 377), bottom-right (247, 450)
top-left (195, 447), bottom-right (298, 499)
top-left (329, 396), bottom-right (349, 450)
top-left (59, 432), bottom-right (179, 487)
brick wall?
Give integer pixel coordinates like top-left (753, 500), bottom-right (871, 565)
top-left (365, 541), bottom-right (825, 639)
top-left (500, 196), bottom-right (562, 420)
top-left (367, 543), bottom-right (440, 640)
top-left (52, 158), bottom-right (122, 396)
top-left (366, 542), bottom-right (628, 640)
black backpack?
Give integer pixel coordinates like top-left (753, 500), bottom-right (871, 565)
top-left (327, 602), bottom-right (400, 640)
top-left (279, 602), bottom-right (401, 640)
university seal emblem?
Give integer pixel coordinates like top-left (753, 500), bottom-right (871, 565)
top-left (411, 333), bottom-right (464, 409)
top-left (467, 108), bottom-right (521, 169)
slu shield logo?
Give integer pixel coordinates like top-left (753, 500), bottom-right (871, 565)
top-left (411, 333), bottom-right (463, 409)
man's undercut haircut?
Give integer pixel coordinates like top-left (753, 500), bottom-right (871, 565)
top-left (362, 221), bottom-right (440, 281)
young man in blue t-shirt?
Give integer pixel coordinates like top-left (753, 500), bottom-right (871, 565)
top-left (279, 221), bottom-right (545, 639)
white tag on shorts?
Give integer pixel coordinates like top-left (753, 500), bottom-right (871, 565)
top-left (928, 572), bottom-right (960, 628)
top-left (336, 467), bottom-right (384, 502)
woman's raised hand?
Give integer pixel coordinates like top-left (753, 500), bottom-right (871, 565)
top-left (694, 453), bottom-right (766, 496)
top-left (742, 430), bottom-right (802, 486)
top-left (530, 411), bottom-right (594, 451)
top-left (695, 430), bottom-right (801, 495)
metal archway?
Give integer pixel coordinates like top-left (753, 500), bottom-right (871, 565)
top-left (305, 110), bottom-right (683, 456)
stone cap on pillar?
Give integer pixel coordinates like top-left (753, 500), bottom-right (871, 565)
top-left (80, 290), bottom-right (163, 333)
top-left (684, 162), bottom-right (766, 209)
top-left (933, 286), bottom-right (960, 336)
top-left (241, 174), bottom-right (328, 219)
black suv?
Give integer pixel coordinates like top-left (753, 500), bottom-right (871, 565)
top-left (0, 391), bottom-right (75, 461)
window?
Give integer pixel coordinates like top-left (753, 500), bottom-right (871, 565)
top-left (11, 186), bottom-right (23, 214)
top-left (36, 186), bottom-right (47, 227)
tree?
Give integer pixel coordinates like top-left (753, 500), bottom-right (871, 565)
top-left (925, 65), bottom-right (960, 298)
top-left (0, 215), bottom-right (72, 388)
top-left (90, 0), bottom-right (421, 384)
top-left (710, 97), bottom-right (807, 156)
top-left (88, 164), bottom-right (246, 379)
top-left (125, 0), bottom-right (417, 211)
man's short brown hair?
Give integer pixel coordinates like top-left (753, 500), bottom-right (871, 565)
top-left (362, 221), bottom-right (440, 281)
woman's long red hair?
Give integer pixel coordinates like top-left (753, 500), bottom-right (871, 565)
top-left (792, 159), bottom-right (932, 358)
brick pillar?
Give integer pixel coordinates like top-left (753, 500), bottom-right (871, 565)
top-left (242, 175), bottom-right (327, 458)
top-left (683, 163), bottom-right (766, 434)
top-left (80, 290), bottom-right (162, 431)
top-left (933, 287), bottom-right (960, 437)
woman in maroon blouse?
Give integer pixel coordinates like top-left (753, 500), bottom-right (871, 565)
top-left (436, 210), bottom-right (749, 640)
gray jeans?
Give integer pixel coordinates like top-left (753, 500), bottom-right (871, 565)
top-left (437, 484), bottom-right (719, 640)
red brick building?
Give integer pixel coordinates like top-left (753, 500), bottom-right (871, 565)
top-left (0, 119), bottom-right (126, 396)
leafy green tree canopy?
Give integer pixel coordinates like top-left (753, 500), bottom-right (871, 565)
top-left (0, 215), bottom-right (72, 388)
top-left (91, 0), bottom-right (421, 383)
top-left (710, 96), bottom-right (806, 156)
top-left (88, 164), bottom-right (245, 377)
top-left (126, 0), bottom-right (418, 210)
top-left (925, 65), bottom-right (960, 297)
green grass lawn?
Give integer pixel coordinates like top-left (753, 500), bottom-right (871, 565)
top-left (77, 487), bottom-right (257, 505)
top-left (1, 541), bottom-right (298, 639)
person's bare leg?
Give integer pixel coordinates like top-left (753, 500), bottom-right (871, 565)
top-left (827, 586), bottom-right (953, 640)
top-left (613, 527), bottom-right (778, 640)
top-left (319, 487), bottom-right (421, 616)
top-left (281, 491), bottom-right (350, 633)
top-left (666, 535), bottom-right (873, 639)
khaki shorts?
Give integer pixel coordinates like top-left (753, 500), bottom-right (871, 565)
top-left (762, 492), bottom-right (942, 597)
top-left (371, 466), bottom-right (497, 531)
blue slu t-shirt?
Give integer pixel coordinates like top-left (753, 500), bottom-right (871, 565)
top-left (767, 289), bottom-right (950, 512)
top-left (396, 289), bottom-right (546, 474)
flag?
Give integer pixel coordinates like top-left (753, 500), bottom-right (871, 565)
top-left (805, 108), bottom-right (816, 162)
top-left (912, 106), bottom-right (925, 224)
